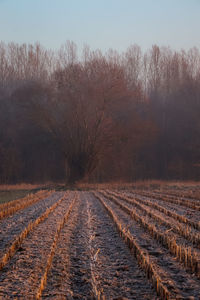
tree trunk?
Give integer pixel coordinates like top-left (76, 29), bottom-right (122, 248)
top-left (64, 157), bottom-right (87, 184)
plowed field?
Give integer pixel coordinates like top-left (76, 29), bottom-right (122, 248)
top-left (0, 189), bottom-right (200, 299)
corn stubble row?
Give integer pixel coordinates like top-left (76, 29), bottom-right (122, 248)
top-left (0, 192), bottom-right (68, 271)
top-left (0, 190), bottom-right (53, 220)
top-left (85, 200), bottom-right (106, 300)
top-left (121, 190), bottom-right (200, 231)
top-left (93, 192), bottom-right (179, 300)
top-left (135, 190), bottom-right (200, 211)
top-left (153, 190), bottom-right (200, 206)
top-left (36, 194), bottom-right (77, 299)
top-left (100, 191), bottom-right (200, 280)
top-left (154, 189), bottom-right (200, 202)
top-left (106, 190), bottom-right (200, 247)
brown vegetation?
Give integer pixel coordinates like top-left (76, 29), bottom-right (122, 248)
top-left (1, 41), bottom-right (200, 183)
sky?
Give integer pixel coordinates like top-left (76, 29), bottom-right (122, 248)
top-left (0, 0), bottom-right (199, 53)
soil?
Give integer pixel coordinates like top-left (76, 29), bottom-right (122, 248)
top-left (0, 190), bottom-right (199, 299)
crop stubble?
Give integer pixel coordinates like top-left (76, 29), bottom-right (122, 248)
top-left (0, 188), bottom-right (200, 299)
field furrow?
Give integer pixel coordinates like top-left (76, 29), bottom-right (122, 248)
top-left (135, 190), bottom-right (200, 211)
top-left (154, 189), bottom-right (200, 202)
top-left (100, 191), bottom-right (200, 278)
top-left (128, 191), bottom-right (200, 227)
top-left (36, 195), bottom-right (76, 299)
top-left (43, 192), bottom-right (158, 299)
top-left (0, 192), bottom-right (63, 261)
top-left (1, 188), bottom-right (200, 299)
top-left (106, 190), bottom-right (200, 246)
top-left (0, 190), bottom-right (53, 220)
top-left (85, 192), bottom-right (158, 299)
top-left (94, 192), bottom-right (200, 299)
top-left (0, 192), bottom-right (75, 298)
top-left (41, 194), bottom-right (81, 299)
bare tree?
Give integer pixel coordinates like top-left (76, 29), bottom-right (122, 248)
top-left (32, 48), bottom-right (130, 183)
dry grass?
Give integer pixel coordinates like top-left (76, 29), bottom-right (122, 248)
top-left (77, 180), bottom-right (200, 191)
top-left (0, 190), bottom-right (32, 205)
top-left (0, 183), bottom-right (51, 205)
top-left (0, 183), bottom-right (48, 191)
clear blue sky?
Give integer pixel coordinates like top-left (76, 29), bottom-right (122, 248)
top-left (0, 0), bottom-right (199, 52)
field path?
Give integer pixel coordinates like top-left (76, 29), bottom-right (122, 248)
top-left (43, 192), bottom-right (157, 299)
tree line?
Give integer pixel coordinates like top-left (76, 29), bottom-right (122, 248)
top-left (0, 41), bottom-right (200, 183)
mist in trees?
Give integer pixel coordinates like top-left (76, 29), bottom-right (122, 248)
top-left (0, 41), bottom-right (200, 183)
